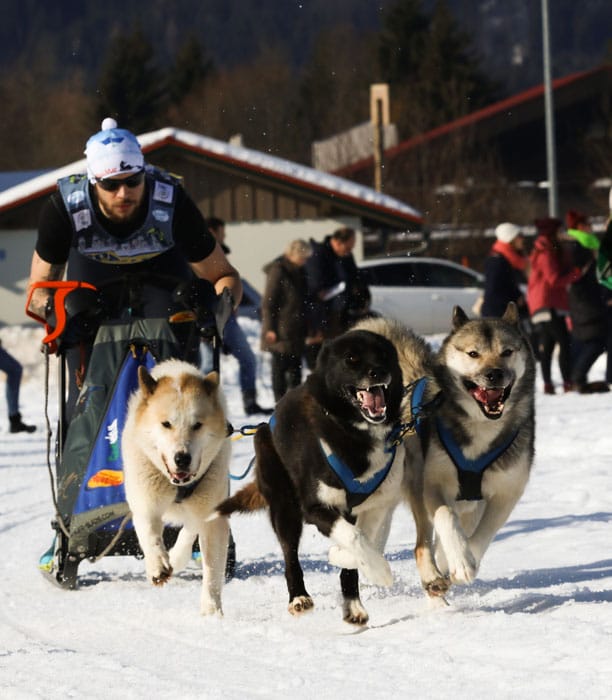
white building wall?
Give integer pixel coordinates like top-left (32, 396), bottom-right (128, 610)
top-left (224, 218), bottom-right (362, 293)
top-left (0, 229), bottom-right (37, 325)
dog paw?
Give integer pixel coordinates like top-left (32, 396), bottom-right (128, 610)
top-left (150, 564), bottom-right (173, 586)
top-left (424, 576), bottom-right (451, 597)
top-left (342, 599), bottom-right (369, 626)
top-left (426, 594), bottom-right (450, 610)
top-left (358, 554), bottom-right (393, 587)
top-left (288, 596), bottom-right (314, 615)
top-left (328, 545), bottom-right (359, 570)
top-left (442, 540), bottom-right (477, 585)
top-left (201, 601), bottom-right (223, 617)
top-left (449, 558), bottom-right (477, 585)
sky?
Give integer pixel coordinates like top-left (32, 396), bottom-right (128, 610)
top-left (1, 318), bottom-right (611, 699)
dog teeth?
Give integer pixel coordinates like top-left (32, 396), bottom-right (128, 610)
top-left (357, 383), bottom-right (386, 392)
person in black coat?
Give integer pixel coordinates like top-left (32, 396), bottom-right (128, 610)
top-left (261, 239), bottom-right (313, 401)
top-left (566, 210), bottom-right (609, 393)
top-left (304, 227), bottom-right (370, 367)
top-left (482, 222), bottom-right (529, 318)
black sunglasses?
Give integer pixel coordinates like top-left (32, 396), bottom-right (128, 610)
top-left (96, 170), bottom-right (145, 192)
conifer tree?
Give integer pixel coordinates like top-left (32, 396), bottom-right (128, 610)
top-left (168, 35), bottom-right (214, 105)
top-left (378, 0), bottom-right (498, 135)
top-left (96, 30), bottom-right (166, 133)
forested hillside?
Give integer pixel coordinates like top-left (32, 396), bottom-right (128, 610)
top-left (0, 0), bottom-right (610, 171)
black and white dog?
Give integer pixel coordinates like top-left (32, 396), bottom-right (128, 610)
top-left (214, 329), bottom-right (405, 625)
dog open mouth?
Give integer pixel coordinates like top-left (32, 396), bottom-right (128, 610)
top-left (161, 456), bottom-right (195, 485)
top-left (465, 381), bottom-right (512, 419)
top-left (349, 383), bottom-right (389, 423)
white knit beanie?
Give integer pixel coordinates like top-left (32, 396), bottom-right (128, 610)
top-left (85, 118), bottom-right (144, 182)
top-left (495, 222), bottom-right (520, 244)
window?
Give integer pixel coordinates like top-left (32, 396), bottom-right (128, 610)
top-left (420, 263), bottom-right (480, 288)
top-left (363, 263), bottom-right (420, 287)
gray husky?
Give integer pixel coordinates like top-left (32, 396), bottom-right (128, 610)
top-left (356, 302), bottom-right (536, 601)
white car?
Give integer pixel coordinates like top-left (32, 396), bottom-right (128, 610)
top-left (358, 256), bottom-right (484, 335)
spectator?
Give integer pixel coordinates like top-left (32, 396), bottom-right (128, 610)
top-left (261, 239), bottom-right (312, 402)
top-left (596, 187), bottom-right (612, 292)
top-left (482, 222), bottom-right (528, 318)
top-left (565, 210), bottom-right (609, 393)
top-left (527, 217), bottom-right (582, 394)
top-left (27, 118), bottom-right (243, 416)
top-left (304, 227), bottom-right (370, 366)
top-left (595, 190), bottom-right (612, 385)
top-left (0, 338), bottom-right (36, 433)
top-left (206, 217), bottom-right (273, 415)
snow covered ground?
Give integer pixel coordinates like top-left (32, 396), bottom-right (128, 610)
top-left (1, 319), bottom-right (611, 699)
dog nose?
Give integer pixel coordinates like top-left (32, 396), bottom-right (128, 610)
top-left (174, 451), bottom-right (192, 469)
top-left (485, 369), bottom-right (504, 385)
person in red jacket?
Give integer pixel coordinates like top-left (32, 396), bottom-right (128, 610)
top-left (482, 222), bottom-right (529, 318)
top-left (527, 217), bottom-right (582, 394)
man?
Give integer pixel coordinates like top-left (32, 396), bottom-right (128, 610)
top-left (304, 227), bottom-right (370, 365)
top-left (261, 239), bottom-right (312, 401)
top-left (28, 118), bottom-right (243, 408)
top-left (28, 118), bottom-right (242, 579)
top-left (206, 217), bottom-right (272, 416)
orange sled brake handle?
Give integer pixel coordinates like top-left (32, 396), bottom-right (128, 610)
top-left (25, 280), bottom-right (98, 351)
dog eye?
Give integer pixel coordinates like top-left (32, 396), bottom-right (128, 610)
top-left (192, 422), bottom-right (202, 431)
top-left (467, 350), bottom-right (479, 358)
top-left (501, 349), bottom-right (513, 357)
top-left (161, 421), bottom-right (172, 429)
top-left (345, 354), bottom-right (359, 366)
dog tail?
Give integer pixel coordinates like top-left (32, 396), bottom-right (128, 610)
top-left (214, 481), bottom-right (268, 518)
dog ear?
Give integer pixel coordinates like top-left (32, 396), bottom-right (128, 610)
top-left (202, 370), bottom-right (220, 393)
top-left (452, 305), bottom-right (469, 329)
top-left (138, 365), bottom-right (158, 397)
top-left (502, 301), bottom-right (520, 326)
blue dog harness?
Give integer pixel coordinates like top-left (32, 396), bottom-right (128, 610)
top-left (318, 431), bottom-right (400, 510)
top-left (269, 413), bottom-right (402, 510)
top-left (407, 377), bottom-right (518, 501)
top-left (435, 418), bottom-right (518, 501)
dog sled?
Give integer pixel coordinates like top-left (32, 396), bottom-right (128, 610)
top-left (26, 274), bottom-right (232, 589)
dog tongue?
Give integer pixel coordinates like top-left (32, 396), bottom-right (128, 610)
top-left (357, 386), bottom-right (386, 416)
top-left (472, 387), bottom-right (503, 405)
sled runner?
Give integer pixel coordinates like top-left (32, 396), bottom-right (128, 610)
top-left (27, 274), bottom-right (232, 589)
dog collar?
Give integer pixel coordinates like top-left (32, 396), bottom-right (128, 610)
top-left (174, 476), bottom-right (204, 503)
top-left (436, 417), bottom-right (518, 500)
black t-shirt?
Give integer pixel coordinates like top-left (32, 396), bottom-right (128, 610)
top-left (36, 181), bottom-right (216, 265)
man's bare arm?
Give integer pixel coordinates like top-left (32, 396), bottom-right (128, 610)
top-left (189, 242), bottom-right (243, 307)
top-left (27, 251), bottom-right (66, 318)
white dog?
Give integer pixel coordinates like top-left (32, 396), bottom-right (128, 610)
top-left (122, 359), bottom-right (231, 615)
